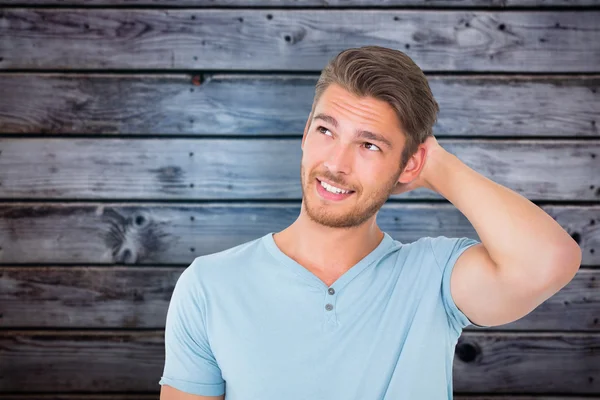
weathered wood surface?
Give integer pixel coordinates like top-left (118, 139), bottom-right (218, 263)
top-left (1, 10), bottom-right (599, 71)
top-left (0, 139), bottom-right (598, 201)
top-left (0, 331), bottom-right (598, 393)
top-left (0, 203), bottom-right (596, 265)
top-left (0, 267), bottom-right (181, 329)
top-left (0, 74), bottom-right (597, 137)
top-left (453, 333), bottom-right (600, 393)
top-left (0, 267), bottom-right (597, 330)
top-left (3, 0), bottom-right (600, 6)
top-left (0, 332), bottom-right (165, 392)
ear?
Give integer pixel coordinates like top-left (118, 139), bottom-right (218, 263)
top-left (390, 145), bottom-right (427, 195)
top-left (301, 110), bottom-right (313, 151)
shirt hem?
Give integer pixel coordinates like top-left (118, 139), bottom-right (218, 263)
top-left (159, 376), bottom-right (225, 396)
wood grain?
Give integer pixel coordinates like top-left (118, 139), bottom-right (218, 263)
top-left (0, 10), bottom-right (598, 71)
top-left (0, 267), bottom-right (597, 330)
top-left (0, 139), bottom-right (598, 200)
top-left (0, 267), bottom-right (182, 328)
top-left (453, 333), bottom-right (600, 393)
top-left (0, 74), bottom-right (597, 137)
top-left (1, 0), bottom-right (599, 6)
top-left (0, 331), bottom-right (598, 393)
top-left (0, 203), bottom-right (596, 265)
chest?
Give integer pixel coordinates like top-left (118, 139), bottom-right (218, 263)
top-left (206, 267), bottom-right (449, 397)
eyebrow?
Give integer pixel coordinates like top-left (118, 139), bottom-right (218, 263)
top-left (312, 113), bottom-right (393, 149)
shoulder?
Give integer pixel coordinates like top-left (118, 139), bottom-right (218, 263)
top-left (393, 236), bottom-right (434, 262)
top-left (427, 235), bottom-right (485, 330)
top-left (181, 234), bottom-right (266, 288)
top-left (427, 235), bottom-right (481, 270)
top-left (394, 235), bottom-right (479, 276)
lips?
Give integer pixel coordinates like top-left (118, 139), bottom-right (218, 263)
top-left (316, 177), bottom-right (354, 193)
top-left (315, 178), bottom-right (355, 201)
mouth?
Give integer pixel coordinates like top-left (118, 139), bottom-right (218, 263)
top-left (315, 178), bottom-right (355, 201)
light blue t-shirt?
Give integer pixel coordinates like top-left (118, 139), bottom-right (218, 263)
top-left (159, 231), bottom-right (483, 399)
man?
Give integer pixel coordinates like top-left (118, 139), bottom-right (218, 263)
top-left (159, 46), bottom-right (581, 400)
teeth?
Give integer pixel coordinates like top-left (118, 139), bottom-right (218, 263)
top-left (320, 180), bottom-right (351, 194)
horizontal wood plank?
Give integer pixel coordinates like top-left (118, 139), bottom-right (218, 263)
top-left (2, 0), bottom-right (599, 6)
top-left (0, 10), bottom-right (598, 71)
top-left (0, 267), bottom-right (182, 329)
top-left (0, 74), bottom-right (597, 137)
top-left (0, 331), bottom-right (597, 393)
top-left (0, 139), bottom-right (598, 201)
top-left (453, 333), bottom-right (600, 393)
top-left (0, 267), bottom-right (597, 330)
top-left (0, 331), bottom-right (165, 392)
top-left (0, 203), bottom-right (596, 265)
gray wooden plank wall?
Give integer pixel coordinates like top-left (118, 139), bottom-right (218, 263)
top-left (0, 0), bottom-right (599, 399)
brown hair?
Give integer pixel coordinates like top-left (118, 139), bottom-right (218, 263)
top-left (310, 45), bottom-right (439, 171)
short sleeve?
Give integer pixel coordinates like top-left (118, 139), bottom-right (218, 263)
top-left (429, 236), bottom-right (486, 333)
top-left (159, 259), bottom-right (225, 396)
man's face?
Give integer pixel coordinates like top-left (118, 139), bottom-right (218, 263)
top-left (300, 83), bottom-right (407, 229)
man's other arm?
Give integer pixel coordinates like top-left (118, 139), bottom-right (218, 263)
top-left (161, 384), bottom-right (224, 400)
top-left (159, 261), bottom-right (226, 397)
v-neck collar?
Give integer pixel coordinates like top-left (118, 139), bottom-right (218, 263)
top-left (262, 231), bottom-right (397, 291)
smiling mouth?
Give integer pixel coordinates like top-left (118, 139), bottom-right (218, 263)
top-left (316, 178), bottom-right (356, 197)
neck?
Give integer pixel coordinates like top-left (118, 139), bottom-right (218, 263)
top-left (273, 205), bottom-right (385, 276)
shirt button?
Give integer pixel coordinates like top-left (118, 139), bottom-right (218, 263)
top-left (328, 288), bottom-right (335, 295)
top-left (325, 304), bottom-right (334, 311)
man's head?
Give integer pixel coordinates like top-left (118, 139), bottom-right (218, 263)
top-left (299, 45), bottom-right (439, 229)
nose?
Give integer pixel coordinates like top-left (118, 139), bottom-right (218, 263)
top-left (323, 142), bottom-right (353, 175)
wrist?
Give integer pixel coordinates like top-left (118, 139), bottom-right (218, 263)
top-left (424, 148), bottom-right (456, 194)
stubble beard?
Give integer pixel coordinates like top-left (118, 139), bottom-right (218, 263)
top-left (300, 164), bottom-right (403, 229)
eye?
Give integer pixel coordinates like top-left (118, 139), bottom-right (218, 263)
top-left (363, 142), bottom-right (381, 152)
top-left (317, 126), bottom-right (332, 137)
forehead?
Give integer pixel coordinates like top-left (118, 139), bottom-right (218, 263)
top-left (314, 84), bottom-right (405, 141)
